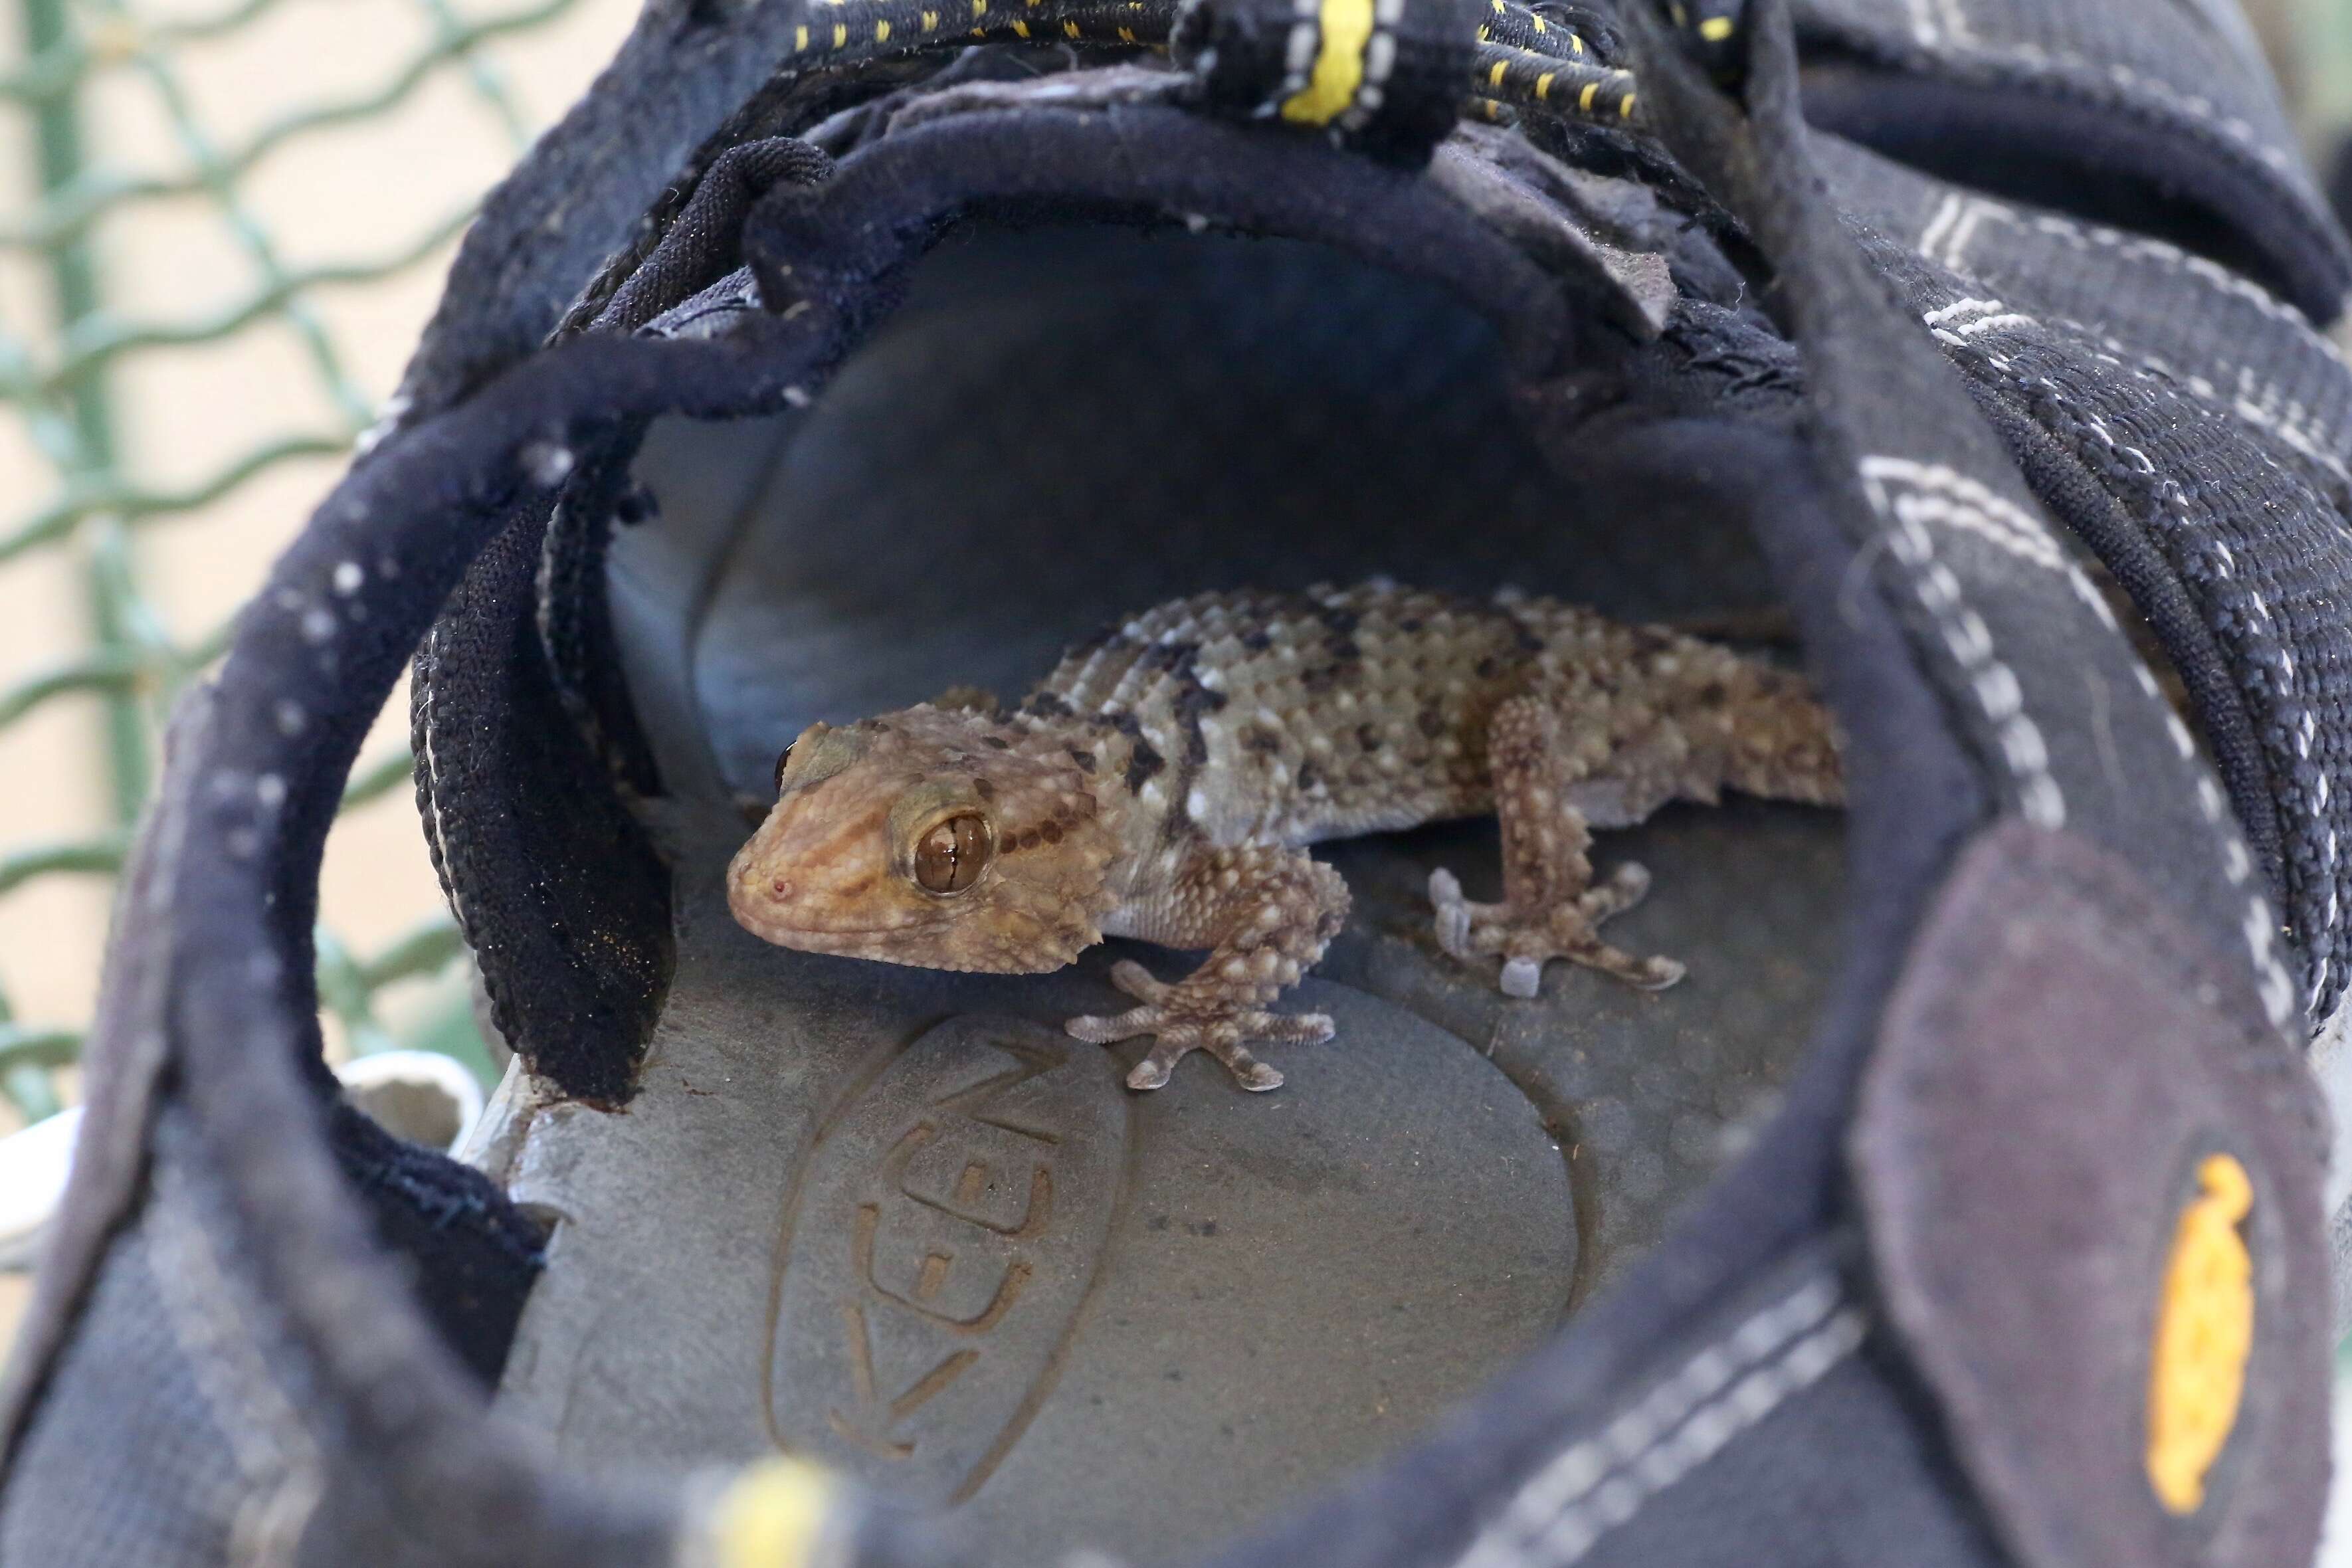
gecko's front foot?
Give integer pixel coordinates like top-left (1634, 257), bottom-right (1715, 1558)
top-left (1066, 959), bottom-right (1334, 1093)
top-left (1428, 865), bottom-right (1686, 999)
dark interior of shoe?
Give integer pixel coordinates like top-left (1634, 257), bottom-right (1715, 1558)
top-left (482, 221), bottom-right (1848, 1567)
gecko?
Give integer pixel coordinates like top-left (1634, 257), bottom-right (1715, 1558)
top-left (728, 583), bottom-right (1843, 1092)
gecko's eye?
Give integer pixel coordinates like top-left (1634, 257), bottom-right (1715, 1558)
top-left (772, 742), bottom-right (794, 795)
top-left (912, 813), bottom-right (992, 894)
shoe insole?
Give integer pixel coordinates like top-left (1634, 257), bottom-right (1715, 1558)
top-left (487, 225), bottom-right (1846, 1567)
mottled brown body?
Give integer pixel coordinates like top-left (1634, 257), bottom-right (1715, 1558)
top-left (730, 583), bottom-right (1843, 1091)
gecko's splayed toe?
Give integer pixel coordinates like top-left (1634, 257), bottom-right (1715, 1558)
top-left (1430, 869), bottom-right (1475, 960)
top-left (1500, 957), bottom-right (1543, 999)
top-left (1066, 958), bottom-right (1331, 1092)
top-left (1428, 861), bottom-right (1686, 999)
top-left (1127, 1043), bottom-right (1286, 1094)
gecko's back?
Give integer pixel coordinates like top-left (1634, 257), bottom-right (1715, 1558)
top-left (1026, 582), bottom-right (1830, 848)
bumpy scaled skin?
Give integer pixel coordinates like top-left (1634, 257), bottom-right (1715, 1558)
top-left (729, 583), bottom-right (1844, 1092)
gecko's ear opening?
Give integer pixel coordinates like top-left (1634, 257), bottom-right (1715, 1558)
top-left (69, 27), bottom-right (2314, 1568)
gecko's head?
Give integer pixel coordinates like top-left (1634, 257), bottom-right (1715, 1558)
top-left (726, 706), bottom-right (1126, 973)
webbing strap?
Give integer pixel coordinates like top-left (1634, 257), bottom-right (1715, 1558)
top-left (1626, 0), bottom-right (2299, 1034)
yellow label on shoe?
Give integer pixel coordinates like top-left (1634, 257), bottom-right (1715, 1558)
top-left (710, 1456), bottom-right (837, 1568)
top-left (1280, 0), bottom-right (1375, 126)
top-left (2146, 1153), bottom-right (2254, 1515)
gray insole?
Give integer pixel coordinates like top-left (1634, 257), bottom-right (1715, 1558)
top-left (490, 226), bottom-right (1846, 1567)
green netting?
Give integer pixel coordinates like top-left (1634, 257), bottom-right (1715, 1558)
top-left (0, 0), bottom-right (592, 1122)
top-left (4, 0), bottom-right (2347, 1134)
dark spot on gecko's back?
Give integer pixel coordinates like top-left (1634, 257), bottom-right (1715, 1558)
top-left (1171, 679), bottom-right (1228, 719)
top-left (1399, 617), bottom-right (1424, 635)
top-left (1108, 712), bottom-right (1143, 737)
top-left (1171, 678), bottom-right (1228, 767)
top-left (1240, 726), bottom-right (1282, 755)
top-left (1141, 640), bottom-right (1201, 676)
top-left (1357, 723), bottom-right (1381, 753)
top-left (1023, 692), bottom-right (1073, 719)
top-left (1319, 605), bottom-right (1360, 637)
top-left (1041, 821), bottom-right (1062, 844)
top-left (982, 735), bottom-right (1010, 750)
top-left (1476, 656), bottom-right (1502, 680)
top-left (1300, 664), bottom-right (1344, 694)
top-left (1510, 619), bottom-right (1545, 654)
top-left (1126, 742), bottom-right (1165, 792)
top-left (1068, 748), bottom-right (1096, 772)
top-left (1241, 629), bottom-right (1273, 652)
top-left (1418, 706), bottom-right (1446, 738)
top-left (973, 777), bottom-right (996, 799)
top-left (1297, 759), bottom-right (1324, 792)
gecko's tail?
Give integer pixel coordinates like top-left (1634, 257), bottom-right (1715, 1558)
top-left (1723, 664), bottom-right (1846, 809)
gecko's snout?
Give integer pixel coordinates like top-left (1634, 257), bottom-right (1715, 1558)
top-left (724, 702), bottom-right (1126, 975)
top-left (724, 801), bottom-right (844, 945)
top-left (724, 745), bottom-right (983, 963)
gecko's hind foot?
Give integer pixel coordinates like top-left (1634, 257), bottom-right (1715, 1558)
top-left (1066, 959), bottom-right (1333, 1092)
top-left (1427, 866), bottom-right (1686, 999)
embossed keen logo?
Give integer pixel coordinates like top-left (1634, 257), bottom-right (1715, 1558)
top-left (2146, 1152), bottom-right (2254, 1516)
top-left (767, 1017), bottom-right (1128, 1504)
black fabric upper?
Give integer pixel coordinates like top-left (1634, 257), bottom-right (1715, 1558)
top-left (1812, 132), bottom-right (2352, 1026)
top-left (1791, 0), bottom-right (2351, 321)
top-left (2, 1), bottom-right (2347, 1566)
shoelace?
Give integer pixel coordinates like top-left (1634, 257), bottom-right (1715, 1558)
top-left (734, 0), bottom-right (1657, 134)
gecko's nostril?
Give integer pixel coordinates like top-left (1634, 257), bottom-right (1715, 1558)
top-left (769, 877), bottom-right (795, 900)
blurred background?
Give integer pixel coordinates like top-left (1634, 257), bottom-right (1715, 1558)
top-left (0, 0), bottom-right (634, 1333)
top-left (0, 0), bottom-right (2348, 1504)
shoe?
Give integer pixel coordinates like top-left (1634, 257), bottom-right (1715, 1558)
top-left (4, 1), bottom-right (2345, 1564)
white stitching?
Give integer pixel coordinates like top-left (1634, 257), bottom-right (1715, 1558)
top-left (2020, 214), bottom-right (2333, 342)
top-left (1455, 1283), bottom-right (1867, 1568)
top-left (1879, 30), bottom-right (2306, 183)
top-left (1276, 0), bottom-right (1320, 110)
top-left (2186, 728), bottom-right (2300, 1024)
top-left (2245, 892), bottom-right (2299, 1023)
top-left (1920, 294), bottom-right (1995, 326)
top-left (148, 1164), bottom-right (326, 1567)
top-left (1337, 0), bottom-right (1403, 130)
top-left (1945, 300), bottom-right (2348, 487)
top-left (1910, 296), bottom-right (2331, 1020)
top-left (1859, 458), bottom-right (2080, 831)
top-left (1924, 193), bottom-right (2341, 363)
top-left (1866, 459), bottom-right (2107, 598)
top-left (1925, 195), bottom-right (2001, 274)
top-left (1917, 193), bottom-right (1964, 261)
top-left (1904, 0), bottom-right (1974, 48)
top-left (1852, 438), bottom-right (2125, 634)
top-left (1922, 297), bottom-right (2041, 339)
